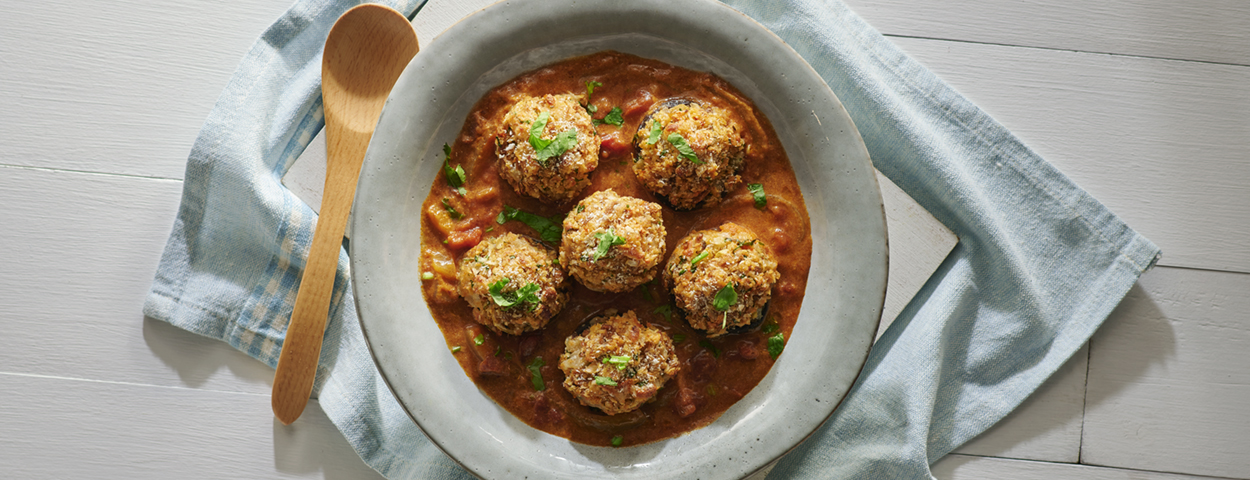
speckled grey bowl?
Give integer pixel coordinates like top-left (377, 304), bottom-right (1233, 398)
top-left (349, 0), bottom-right (887, 478)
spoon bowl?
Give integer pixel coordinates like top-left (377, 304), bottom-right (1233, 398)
top-left (271, 4), bottom-right (418, 425)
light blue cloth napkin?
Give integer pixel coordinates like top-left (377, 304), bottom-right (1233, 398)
top-left (144, 0), bottom-right (1161, 478)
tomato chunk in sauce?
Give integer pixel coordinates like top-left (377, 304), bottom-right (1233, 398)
top-left (419, 51), bottom-right (812, 447)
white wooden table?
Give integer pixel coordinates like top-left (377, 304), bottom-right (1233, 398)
top-left (3, 1), bottom-right (1247, 478)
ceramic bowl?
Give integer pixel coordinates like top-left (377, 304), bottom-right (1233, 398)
top-left (350, 0), bottom-right (888, 478)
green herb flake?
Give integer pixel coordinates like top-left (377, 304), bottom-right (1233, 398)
top-left (441, 198), bottom-right (464, 219)
top-left (594, 376), bottom-right (618, 386)
top-left (713, 283), bottom-right (738, 311)
top-left (748, 183), bottom-right (767, 208)
top-left (602, 355), bottom-right (631, 371)
top-left (671, 334), bottom-right (687, 344)
top-left (473, 334), bottom-right (485, 346)
top-left (653, 304), bottom-right (673, 322)
top-left (488, 278), bottom-right (543, 310)
top-left (421, 271), bottom-right (434, 280)
top-left (442, 143), bottom-right (468, 195)
top-left (585, 80), bottom-right (602, 97)
top-left (699, 340), bottom-right (721, 358)
top-left (761, 322), bottom-right (780, 335)
top-left (592, 228), bottom-right (626, 261)
top-left (576, 204), bottom-right (585, 213)
top-left (496, 205), bottom-right (563, 243)
top-left (611, 435), bottom-right (623, 447)
top-left (646, 121), bottom-right (664, 145)
top-left (666, 133), bottom-right (703, 164)
top-left (528, 111), bottom-right (578, 164)
top-left (768, 332), bottom-right (785, 359)
top-left (528, 357), bottom-right (546, 391)
top-left (640, 279), bottom-right (655, 302)
top-left (690, 251), bottom-right (710, 267)
top-left (450, 346), bottom-right (462, 353)
top-left (602, 107), bottom-right (624, 126)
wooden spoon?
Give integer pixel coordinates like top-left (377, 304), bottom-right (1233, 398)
top-left (272, 4), bottom-right (418, 425)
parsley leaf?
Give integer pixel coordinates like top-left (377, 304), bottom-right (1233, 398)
top-left (592, 228), bottom-right (626, 261)
top-left (594, 376), bottom-right (618, 386)
top-left (601, 107), bottom-right (624, 126)
top-left (768, 332), bottom-right (785, 359)
top-left (603, 355), bottom-right (631, 371)
top-left (528, 357), bottom-right (546, 391)
top-left (748, 183), bottom-right (767, 208)
top-left (666, 133), bottom-right (703, 164)
top-left (713, 283), bottom-right (738, 311)
top-left (761, 322), bottom-right (780, 334)
top-left (653, 304), bottom-right (674, 322)
top-left (442, 143), bottom-right (467, 195)
top-left (528, 111), bottom-right (578, 164)
top-left (646, 121), bottom-right (663, 145)
top-left (585, 80), bottom-right (602, 97)
top-left (496, 205), bottom-right (563, 243)
top-left (611, 435), bottom-right (623, 447)
top-left (699, 340), bottom-right (721, 358)
top-left (441, 198), bottom-right (464, 220)
top-left (487, 278), bottom-right (542, 310)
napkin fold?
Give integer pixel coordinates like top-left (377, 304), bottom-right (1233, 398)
top-left (144, 0), bottom-right (1160, 479)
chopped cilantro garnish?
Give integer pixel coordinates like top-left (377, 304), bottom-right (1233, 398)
top-left (652, 304), bottom-right (673, 322)
top-left (713, 283), bottom-right (738, 311)
top-left (585, 81), bottom-right (605, 114)
top-left (442, 143), bottom-right (467, 195)
top-left (601, 107), bottom-right (624, 126)
top-left (594, 376), bottom-right (618, 386)
top-left (666, 133), bottom-right (703, 164)
top-left (748, 183), bottom-right (767, 208)
top-left (592, 228), bottom-right (626, 261)
top-left (441, 198), bottom-right (464, 220)
top-left (575, 204), bottom-right (585, 213)
top-left (496, 205), bottom-right (562, 243)
top-left (528, 357), bottom-right (546, 391)
top-left (671, 334), bottom-right (686, 344)
top-left (699, 340), bottom-right (721, 358)
top-left (611, 435), bottom-right (623, 447)
top-left (487, 278), bottom-right (542, 310)
top-left (603, 355), bottom-right (631, 371)
top-left (450, 346), bottom-right (461, 353)
top-left (690, 251), bottom-right (710, 267)
top-left (528, 111), bottom-right (578, 163)
top-left (768, 332), bottom-right (785, 359)
top-left (646, 121), bottom-right (664, 145)
top-left (761, 322), bottom-right (780, 334)
top-left (473, 334), bottom-right (485, 346)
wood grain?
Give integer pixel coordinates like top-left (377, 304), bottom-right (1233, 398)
top-left (844, 0), bottom-right (1250, 66)
top-left (0, 373), bottom-right (382, 480)
top-left (1082, 266), bottom-right (1250, 478)
top-left (933, 454), bottom-right (1231, 480)
top-left (0, 166), bottom-right (275, 394)
top-left (891, 36), bottom-right (1250, 273)
top-left (0, 0), bottom-right (292, 180)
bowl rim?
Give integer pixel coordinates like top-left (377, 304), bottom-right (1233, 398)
top-left (349, 0), bottom-right (888, 478)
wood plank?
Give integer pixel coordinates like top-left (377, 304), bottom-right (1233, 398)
top-left (0, 166), bottom-right (275, 394)
top-left (951, 344), bottom-right (1087, 463)
top-left (844, 0), bottom-right (1250, 66)
top-left (933, 454), bottom-right (1233, 480)
top-left (1082, 266), bottom-right (1250, 478)
top-left (0, 0), bottom-right (293, 179)
top-left (0, 373), bottom-right (383, 479)
top-left (890, 36), bottom-right (1250, 273)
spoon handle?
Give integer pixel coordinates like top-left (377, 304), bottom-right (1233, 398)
top-left (271, 124), bottom-right (370, 425)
